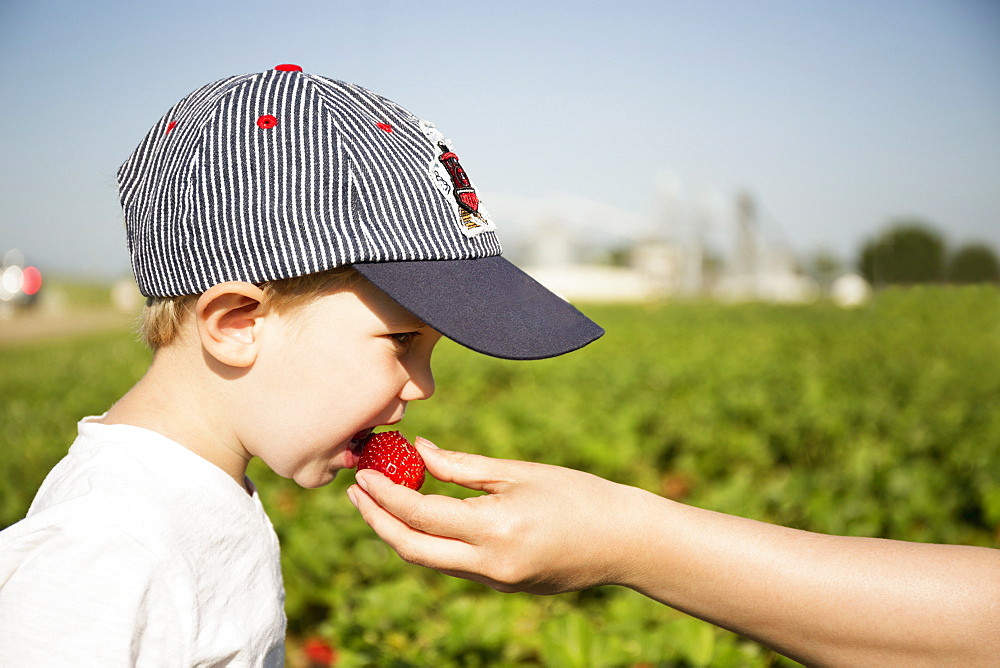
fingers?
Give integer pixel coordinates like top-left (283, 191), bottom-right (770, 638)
top-left (412, 437), bottom-right (502, 491)
top-left (352, 468), bottom-right (488, 544)
top-left (347, 477), bottom-right (538, 593)
top-left (346, 477), bottom-right (480, 569)
top-left (412, 437), bottom-right (544, 493)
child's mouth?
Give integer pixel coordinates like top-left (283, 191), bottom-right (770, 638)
top-left (349, 429), bottom-right (373, 456)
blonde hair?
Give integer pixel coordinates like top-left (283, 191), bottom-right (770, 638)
top-left (139, 267), bottom-right (362, 349)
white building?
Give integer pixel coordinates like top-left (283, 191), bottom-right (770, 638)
top-left (486, 185), bottom-right (817, 304)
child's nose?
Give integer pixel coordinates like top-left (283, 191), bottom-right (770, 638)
top-left (399, 360), bottom-right (435, 402)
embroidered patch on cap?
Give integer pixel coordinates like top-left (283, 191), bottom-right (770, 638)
top-left (439, 148), bottom-right (478, 213)
top-left (419, 120), bottom-right (496, 238)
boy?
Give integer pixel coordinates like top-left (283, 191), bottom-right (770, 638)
top-left (0, 64), bottom-right (603, 664)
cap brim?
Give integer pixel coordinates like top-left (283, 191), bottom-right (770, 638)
top-left (352, 256), bottom-right (604, 360)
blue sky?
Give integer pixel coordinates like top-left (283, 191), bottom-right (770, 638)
top-left (1, 0), bottom-right (998, 278)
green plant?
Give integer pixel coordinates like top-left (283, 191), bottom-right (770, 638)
top-left (3, 286), bottom-right (997, 666)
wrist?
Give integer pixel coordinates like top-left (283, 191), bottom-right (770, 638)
top-left (598, 483), bottom-right (677, 590)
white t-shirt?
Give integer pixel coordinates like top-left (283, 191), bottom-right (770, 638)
top-left (0, 418), bottom-right (286, 666)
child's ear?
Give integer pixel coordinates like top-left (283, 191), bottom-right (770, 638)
top-left (196, 282), bottom-right (268, 368)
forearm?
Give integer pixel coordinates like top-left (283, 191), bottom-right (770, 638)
top-left (621, 491), bottom-right (1000, 666)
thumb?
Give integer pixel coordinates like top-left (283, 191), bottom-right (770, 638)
top-left (413, 437), bottom-right (517, 494)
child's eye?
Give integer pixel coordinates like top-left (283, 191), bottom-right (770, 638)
top-left (389, 332), bottom-right (419, 347)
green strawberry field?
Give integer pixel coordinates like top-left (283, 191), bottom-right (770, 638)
top-left (2, 285), bottom-right (998, 666)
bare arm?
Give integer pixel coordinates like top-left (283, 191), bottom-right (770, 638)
top-left (347, 438), bottom-right (1000, 666)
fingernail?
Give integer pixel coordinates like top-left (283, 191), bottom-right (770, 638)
top-left (355, 470), bottom-right (371, 491)
top-left (346, 486), bottom-right (359, 507)
top-left (415, 436), bottom-right (439, 450)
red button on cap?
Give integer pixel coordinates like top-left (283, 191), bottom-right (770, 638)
top-left (274, 64), bottom-right (302, 72)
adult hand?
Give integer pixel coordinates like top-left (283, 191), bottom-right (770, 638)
top-left (347, 437), bottom-right (653, 594)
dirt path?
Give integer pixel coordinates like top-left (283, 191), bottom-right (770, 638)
top-left (0, 308), bottom-right (137, 346)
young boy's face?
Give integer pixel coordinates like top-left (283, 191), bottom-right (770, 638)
top-left (237, 278), bottom-right (442, 488)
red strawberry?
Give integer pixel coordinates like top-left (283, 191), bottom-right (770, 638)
top-left (302, 636), bottom-right (336, 667)
top-left (356, 431), bottom-right (425, 490)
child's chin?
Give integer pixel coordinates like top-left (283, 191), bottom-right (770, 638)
top-left (294, 469), bottom-right (339, 489)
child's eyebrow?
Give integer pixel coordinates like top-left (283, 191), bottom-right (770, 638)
top-left (385, 317), bottom-right (430, 330)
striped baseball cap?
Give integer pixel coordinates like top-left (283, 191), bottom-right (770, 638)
top-left (118, 64), bottom-right (603, 360)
